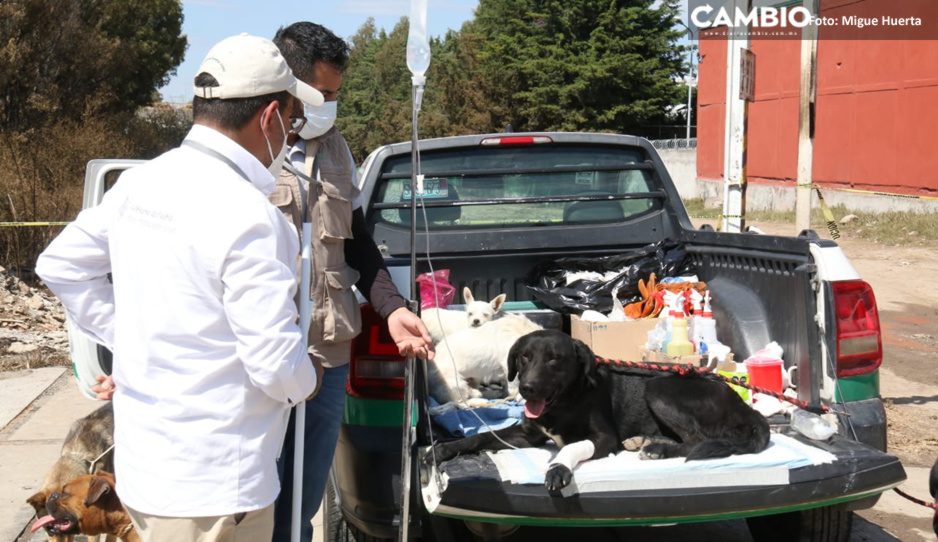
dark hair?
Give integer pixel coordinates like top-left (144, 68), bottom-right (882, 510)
top-left (274, 22), bottom-right (350, 82)
top-left (191, 73), bottom-right (290, 130)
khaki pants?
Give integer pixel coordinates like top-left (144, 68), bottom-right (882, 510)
top-left (125, 502), bottom-right (274, 542)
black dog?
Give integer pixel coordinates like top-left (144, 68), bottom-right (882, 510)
top-left (429, 330), bottom-right (770, 492)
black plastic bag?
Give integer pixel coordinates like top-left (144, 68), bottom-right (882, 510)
top-left (525, 240), bottom-right (696, 314)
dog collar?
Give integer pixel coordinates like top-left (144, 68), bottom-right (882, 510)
top-left (117, 522), bottom-right (135, 538)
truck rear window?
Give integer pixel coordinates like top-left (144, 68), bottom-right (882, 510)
top-left (370, 145), bottom-right (662, 230)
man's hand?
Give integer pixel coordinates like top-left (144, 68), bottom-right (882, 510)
top-left (387, 307), bottom-right (434, 360)
top-left (92, 375), bottom-right (115, 401)
top-left (306, 353), bottom-right (325, 401)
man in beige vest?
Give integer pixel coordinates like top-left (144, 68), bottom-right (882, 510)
top-left (269, 22), bottom-right (433, 542)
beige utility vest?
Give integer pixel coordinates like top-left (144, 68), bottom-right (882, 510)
top-left (269, 128), bottom-right (363, 355)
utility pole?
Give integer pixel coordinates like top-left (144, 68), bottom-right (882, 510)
top-left (722, 0), bottom-right (754, 233)
top-left (674, 19), bottom-right (696, 144)
top-left (796, 0), bottom-right (820, 234)
top-left (686, 44), bottom-right (696, 143)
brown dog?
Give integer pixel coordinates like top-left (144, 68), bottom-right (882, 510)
top-left (31, 471), bottom-right (138, 542)
top-left (27, 402), bottom-right (114, 542)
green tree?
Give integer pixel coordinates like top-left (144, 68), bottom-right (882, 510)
top-left (340, 18), bottom-right (421, 161)
top-left (0, 0), bottom-right (187, 132)
top-left (0, 0), bottom-right (188, 272)
top-left (340, 18), bottom-right (496, 160)
top-left (464, 0), bottom-right (686, 135)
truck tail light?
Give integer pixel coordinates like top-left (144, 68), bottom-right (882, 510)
top-left (348, 305), bottom-right (405, 399)
top-left (480, 135), bottom-right (553, 146)
top-left (832, 280), bottom-right (882, 377)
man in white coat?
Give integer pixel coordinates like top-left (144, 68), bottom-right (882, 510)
top-left (36, 34), bottom-right (324, 542)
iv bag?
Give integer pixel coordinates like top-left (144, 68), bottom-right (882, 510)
top-left (407, 0), bottom-right (431, 79)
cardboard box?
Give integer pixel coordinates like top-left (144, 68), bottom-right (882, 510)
top-left (640, 347), bottom-right (703, 366)
top-left (571, 315), bottom-right (659, 362)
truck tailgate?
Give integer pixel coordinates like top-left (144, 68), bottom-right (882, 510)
top-left (420, 433), bottom-right (904, 524)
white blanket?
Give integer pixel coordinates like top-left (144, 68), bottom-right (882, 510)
top-left (486, 433), bottom-right (835, 496)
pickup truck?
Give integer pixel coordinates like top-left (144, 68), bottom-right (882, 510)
top-left (74, 132), bottom-right (905, 542)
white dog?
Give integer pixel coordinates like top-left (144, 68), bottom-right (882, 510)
top-left (421, 287), bottom-right (507, 344)
top-left (427, 313), bottom-right (543, 406)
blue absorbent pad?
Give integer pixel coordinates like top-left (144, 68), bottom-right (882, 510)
top-left (485, 433), bottom-right (836, 496)
top-left (429, 398), bottom-right (525, 437)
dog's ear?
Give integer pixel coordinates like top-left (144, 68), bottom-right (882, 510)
top-left (84, 475), bottom-right (113, 506)
top-left (573, 338), bottom-right (598, 385)
top-left (26, 491), bottom-right (48, 511)
top-left (463, 287), bottom-right (474, 305)
top-left (490, 293), bottom-right (507, 313)
top-left (507, 334), bottom-right (531, 382)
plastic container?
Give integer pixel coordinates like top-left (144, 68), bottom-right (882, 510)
top-left (717, 365), bottom-right (750, 402)
top-left (665, 318), bottom-right (695, 356)
top-left (407, 0), bottom-right (431, 82)
top-left (416, 270), bottom-right (455, 309)
top-left (696, 318), bottom-right (718, 346)
top-left (790, 408), bottom-right (837, 440)
top-left (745, 355), bottom-right (783, 393)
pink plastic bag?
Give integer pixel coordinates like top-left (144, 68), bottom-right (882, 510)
top-left (417, 270), bottom-right (456, 310)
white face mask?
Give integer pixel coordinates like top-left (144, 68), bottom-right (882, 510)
top-left (298, 100), bottom-right (337, 140)
top-left (261, 111), bottom-right (288, 176)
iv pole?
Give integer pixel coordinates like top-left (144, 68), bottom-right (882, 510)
top-left (399, 0), bottom-right (430, 539)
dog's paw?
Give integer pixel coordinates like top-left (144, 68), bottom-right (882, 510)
top-left (623, 436), bottom-right (651, 452)
top-left (545, 463), bottom-right (573, 492)
top-left (639, 443), bottom-right (668, 460)
top-left (462, 397), bottom-right (490, 408)
top-left (462, 386), bottom-right (484, 400)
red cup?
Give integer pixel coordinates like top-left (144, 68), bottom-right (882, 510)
top-left (745, 357), bottom-right (783, 394)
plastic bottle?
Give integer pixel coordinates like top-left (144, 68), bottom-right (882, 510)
top-left (695, 290), bottom-right (727, 358)
top-left (662, 292), bottom-right (675, 345)
top-left (688, 289), bottom-right (704, 346)
top-left (665, 317), bottom-right (695, 356)
top-left (697, 319), bottom-right (719, 347)
top-left (701, 290), bottom-right (714, 319)
top-left (790, 408), bottom-right (837, 440)
top-left (406, 0), bottom-right (431, 85)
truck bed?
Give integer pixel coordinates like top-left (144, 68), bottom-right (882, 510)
top-left (422, 432), bottom-right (903, 524)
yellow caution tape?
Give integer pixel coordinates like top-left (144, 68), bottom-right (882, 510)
top-left (838, 188), bottom-right (938, 202)
top-left (814, 188), bottom-right (841, 240)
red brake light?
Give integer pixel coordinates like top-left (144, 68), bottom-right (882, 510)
top-left (348, 305), bottom-right (405, 399)
top-left (480, 136), bottom-right (553, 146)
top-left (832, 280), bottom-right (882, 377)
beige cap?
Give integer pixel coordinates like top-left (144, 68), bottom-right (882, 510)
top-left (193, 33), bottom-right (324, 106)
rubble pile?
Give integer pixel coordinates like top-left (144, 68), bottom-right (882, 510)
top-left (0, 266), bottom-right (70, 367)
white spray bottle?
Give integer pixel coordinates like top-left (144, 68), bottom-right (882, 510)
top-left (689, 289), bottom-right (704, 349)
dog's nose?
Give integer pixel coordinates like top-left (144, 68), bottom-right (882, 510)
top-left (471, 319), bottom-right (481, 326)
top-left (48, 492), bottom-right (61, 502)
top-left (520, 383), bottom-right (535, 397)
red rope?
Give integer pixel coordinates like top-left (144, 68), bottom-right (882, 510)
top-left (892, 488), bottom-right (938, 510)
top-left (593, 356), bottom-right (830, 413)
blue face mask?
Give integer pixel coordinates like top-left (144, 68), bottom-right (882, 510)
top-left (298, 101), bottom-right (337, 140)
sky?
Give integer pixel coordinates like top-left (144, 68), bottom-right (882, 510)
top-left (158, 0), bottom-right (480, 103)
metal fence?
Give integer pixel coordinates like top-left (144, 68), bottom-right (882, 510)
top-left (650, 138), bottom-right (698, 150)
